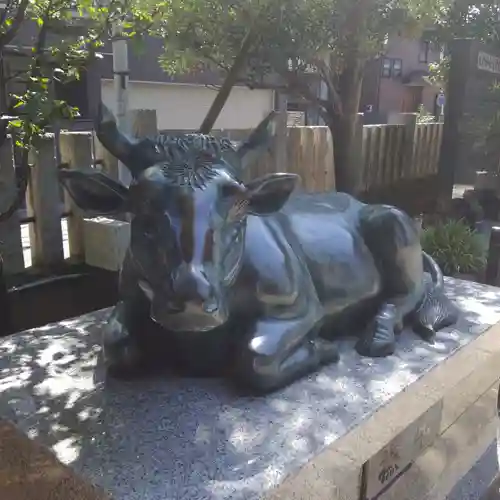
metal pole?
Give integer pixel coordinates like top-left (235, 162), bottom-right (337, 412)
top-left (112, 23), bottom-right (132, 186)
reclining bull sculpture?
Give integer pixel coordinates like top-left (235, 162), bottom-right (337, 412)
top-left (59, 104), bottom-right (459, 394)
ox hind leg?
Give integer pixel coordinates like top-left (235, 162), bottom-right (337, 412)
top-left (234, 302), bottom-right (339, 394)
top-left (357, 205), bottom-right (424, 357)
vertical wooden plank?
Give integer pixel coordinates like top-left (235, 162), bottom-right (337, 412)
top-left (364, 127), bottom-right (375, 191)
top-left (0, 138), bottom-right (25, 273)
top-left (27, 137), bottom-right (64, 269)
top-left (310, 128), bottom-right (318, 191)
top-left (432, 125), bottom-right (439, 174)
top-left (383, 126), bottom-right (393, 185)
top-left (59, 132), bottom-right (93, 263)
top-left (421, 125), bottom-right (430, 176)
top-left (287, 127), bottom-right (300, 186)
top-left (316, 127), bottom-right (329, 192)
top-left (310, 128), bottom-right (318, 192)
top-left (389, 126), bottom-right (399, 183)
top-left (432, 124), bottom-right (441, 175)
top-left (418, 126), bottom-right (425, 176)
top-left (429, 125), bottom-right (436, 174)
top-left (435, 124), bottom-right (444, 174)
top-left (371, 126), bottom-right (382, 188)
top-left (296, 127), bottom-right (306, 190)
top-left (376, 127), bottom-right (385, 187)
top-left (423, 125), bottom-right (430, 175)
top-left (326, 127), bottom-right (335, 191)
top-left (382, 126), bottom-right (392, 186)
top-left (394, 126), bottom-right (404, 180)
top-left (128, 109), bottom-right (158, 138)
top-left (360, 127), bottom-right (369, 191)
top-left (413, 125), bottom-right (421, 177)
top-left (300, 127), bottom-right (309, 191)
top-left (402, 114), bottom-right (418, 180)
top-left (394, 126), bottom-right (405, 182)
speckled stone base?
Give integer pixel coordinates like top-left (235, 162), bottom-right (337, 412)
top-left (0, 278), bottom-right (500, 500)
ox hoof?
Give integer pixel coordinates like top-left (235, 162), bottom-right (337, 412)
top-left (356, 305), bottom-right (397, 358)
top-left (356, 323), bottom-right (396, 358)
top-left (356, 337), bottom-right (395, 358)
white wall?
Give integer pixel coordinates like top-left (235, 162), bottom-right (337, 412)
top-left (101, 80), bottom-right (274, 131)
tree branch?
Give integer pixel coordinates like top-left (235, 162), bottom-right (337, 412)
top-left (0, 0), bottom-right (30, 49)
top-left (316, 58), bottom-right (343, 116)
top-left (0, 12), bottom-right (49, 221)
top-left (199, 25), bottom-right (257, 133)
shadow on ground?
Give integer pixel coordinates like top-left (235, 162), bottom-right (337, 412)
top-left (0, 278), bottom-right (499, 500)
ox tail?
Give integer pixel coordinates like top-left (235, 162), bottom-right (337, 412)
top-left (412, 251), bottom-right (458, 339)
top-left (422, 251), bottom-right (445, 291)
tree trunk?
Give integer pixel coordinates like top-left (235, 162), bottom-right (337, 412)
top-left (329, 56), bottom-right (365, 194)
top-left (199, 28), bottom-right (255, 134)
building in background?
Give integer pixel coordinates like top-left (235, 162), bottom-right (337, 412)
top-left (361, 34), bottom-right (443, 124)
top-left (98, 37), bottom-right (274, 131)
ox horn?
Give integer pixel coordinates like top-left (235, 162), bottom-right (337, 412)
top-left (237, 111), bottom-right (277, 170)
top-left (95, 102), bottom-right (137, 173)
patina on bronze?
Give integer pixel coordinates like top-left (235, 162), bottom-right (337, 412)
top-left (58, 104), bottom-right (459, 394)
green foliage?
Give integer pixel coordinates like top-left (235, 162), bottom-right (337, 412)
top-left (433, 1), bottom-right (500, 47)
top-left (430, 1), bottom-right (500, 87)
top-left (157, 0), bottom-right (449, 85)
top-left (421, 219), bottom-right (487, 276)
top-left (0, 0), bottom-right (157, 150)
top-left (0, 0), bottom-right (157, 221)
top-left (154, 0), bottom-right (451, 191)
top-left (416, 103), bottom-right (435, 124)
top-left (428, 56), bottom-right (449, 88)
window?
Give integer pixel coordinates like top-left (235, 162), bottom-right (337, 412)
top-left (381, 58), bottom-right (403, 78)
top-left (419, 40), bottom-right (430, 63)
top-left (392, 59), bottom-right (403, 78)
top-left (381, 58), bottom-right (392, 77)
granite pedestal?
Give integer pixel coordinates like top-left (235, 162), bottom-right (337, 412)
top-left (1, 278), bottom-right (500, 500)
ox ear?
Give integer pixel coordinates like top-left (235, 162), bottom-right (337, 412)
top-left (58, 169), bottom-right (129, 215)
top-left (245, 173), bottom-right (299, 215)
top-left (237, 111), bottom-right (277, 170)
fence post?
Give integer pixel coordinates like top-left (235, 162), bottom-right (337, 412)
top-left (402, 113), bottom-right (418, 179)
top-left (27, 137), bottom-right (64, 269)
top-left (0, 138), bottom-right (25, 274)
top-left (59, 132), bottom-right (92, 263)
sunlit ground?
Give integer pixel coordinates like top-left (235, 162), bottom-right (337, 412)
top-left (21, 219), bottom-right (70, 269)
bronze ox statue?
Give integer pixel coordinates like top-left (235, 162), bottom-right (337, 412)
top-left (59, 104), bottom-right (459, 394)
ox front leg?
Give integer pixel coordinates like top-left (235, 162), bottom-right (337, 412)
top-left (103, 298), bottom-right (152, 378)
top-left (357, 204), bottom-right (424, 357)
top-left (234, 314), bottom-right (339, 394)
top-left (356, 302), bottom-right (404, 357)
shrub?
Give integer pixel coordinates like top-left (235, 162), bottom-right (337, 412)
top-left (421, 219), bottom-right (487, 276)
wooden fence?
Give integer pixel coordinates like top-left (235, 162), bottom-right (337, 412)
top-left (0, 114), bottom-right (443, 276)
top-left (359, 121), bottom-right (443, 191)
